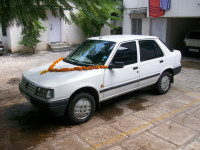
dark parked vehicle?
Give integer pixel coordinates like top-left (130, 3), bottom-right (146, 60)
top-left (183, 30), bottom-right (200, 55)
top-left (0, 41), bottom-right (4, 54)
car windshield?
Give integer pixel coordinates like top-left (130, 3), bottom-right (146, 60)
top-left (187, 31), bottom-right (200, 39)
top-left (64, 40), bottom-right (116, 66)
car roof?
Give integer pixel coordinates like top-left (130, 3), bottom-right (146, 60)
top-left (89, 35), bottom-right (158, 43)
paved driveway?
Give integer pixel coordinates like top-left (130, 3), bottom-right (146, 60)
top-left (0, 51), bottom-right (200, 150)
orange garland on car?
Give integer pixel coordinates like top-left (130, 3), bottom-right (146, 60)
top-left (41, 57), bottom-right (108, 74)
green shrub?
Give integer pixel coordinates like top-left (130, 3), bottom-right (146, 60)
top-left (75, 11), bottom-right (104, 37)
top-left (19, 20), bottom-right (46, 54)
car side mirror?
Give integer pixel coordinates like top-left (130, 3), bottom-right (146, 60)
top-left (108, 61), bottom-right (124, 69)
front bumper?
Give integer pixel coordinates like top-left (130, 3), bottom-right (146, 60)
top-left (19, 84), bottom-right (69, 116)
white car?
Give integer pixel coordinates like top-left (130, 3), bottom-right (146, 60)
top-left (19, 35), bottom-right (182, 124)
top-left (183, 30), bottom-right (200, 54)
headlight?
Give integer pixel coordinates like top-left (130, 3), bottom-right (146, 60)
top-left (36, 88), bottom-right (54, 98)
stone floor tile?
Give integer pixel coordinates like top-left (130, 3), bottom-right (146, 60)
top-left (78, 124), bottom-right (122, 147)
top-left (114, 104), bottom-right (133, 117)
top-left (165, 86), bottom-right (184, 98)
top-left (182, 141), bottom-right (200, 150)
top-left (139, 94), bottom-right (172, 104)
top-left (176, 81), bottom-right (200, 90)
top-left (172, 85), bottom-right (194, 93)
top-left (108, 145), bottom-right (123, 150)
top-left (172, 114), bottom-right (200, 131)
top-left (150, 121), bottom-right (196, 146)
top-left (185, 92), bottom-right (200, 99)
top-left (33, 143), bottom-right (53, 150)
top-left (98, 104), bottom-right (132, 121)
top-left (54, 125), bottom-right (81, 138)
top-left (133, 107), bottom-right (168, 124)
top-left (79, 115), bottom-right (105, 129)
top-left (186, 107), bottom-right (200, 119)
top-left (175, 95), bottom-right (197, 104)
top-left (50, 134), bottom-right (90, 150)
top-left (194, 88), bottom-right (200, 93)
top-left (155, 100), bottom-right (185, 112)
top-left (123, 96), bottom-right (154, 112)
top-left (109, 114), bottom-right (154, 136)
top-left (121, 132), bottom-right (176, 150)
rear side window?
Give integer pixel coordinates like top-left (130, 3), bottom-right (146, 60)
top-left (139, 40), bottom-right (164, 62)
top-left (187, 31), bottom-right (200, 39)
top-left (112, 42), bottom-right (137, 65)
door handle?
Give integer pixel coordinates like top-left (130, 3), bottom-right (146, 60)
top-left (50, 24), bottom-right (53, 31)
top-left (160, 60), bottom-right (164, 63)
top-left (133, 67), bottom-right (138, 70)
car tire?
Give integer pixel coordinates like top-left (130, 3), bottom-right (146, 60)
top-left (155, 72), bottom-right (171, 95)
top-left (66, 92), bottom-right (95, 124)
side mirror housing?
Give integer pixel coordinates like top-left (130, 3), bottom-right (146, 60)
top-left (109, 61), bottom-right (124, 69)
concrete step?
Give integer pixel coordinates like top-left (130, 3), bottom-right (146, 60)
top-left (50, 43), bottom-right (69, 48)
top-left (50, 42), bottom-right (72, 52)
top-left (52, 47), bottom-right (74, 52)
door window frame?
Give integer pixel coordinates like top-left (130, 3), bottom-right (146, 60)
top-left (108, 40), bottom-right (139, 66)
top-left (138, 39), bottom-right (164, 62)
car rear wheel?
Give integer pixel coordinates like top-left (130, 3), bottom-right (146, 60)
top-left (66, 92), bottom-right (95, 124)
top-left (155, 72), bottom-right (171, 95)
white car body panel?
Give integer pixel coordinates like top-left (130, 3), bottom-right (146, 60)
top-left (23, 61), bottom-right (104, 101)
top-left (20, 35), bottom-right (182, 115)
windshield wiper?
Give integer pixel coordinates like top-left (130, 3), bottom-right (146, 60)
top-left (64, 58), bottom-right (80, 65)
top-left (81, 61), bottom-right (97, 66)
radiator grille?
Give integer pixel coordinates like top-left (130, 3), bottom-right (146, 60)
top-left (21, 78), bottom-right (37, 95)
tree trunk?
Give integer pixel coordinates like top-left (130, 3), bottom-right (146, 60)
top-left (32, 46), bottom-right (36, 54)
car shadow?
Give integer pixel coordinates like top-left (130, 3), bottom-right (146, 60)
top-left (0, 87), bottom-right (156, 150)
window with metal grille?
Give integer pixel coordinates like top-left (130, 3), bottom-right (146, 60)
top-left (132, 19), bottom-right (142, 35)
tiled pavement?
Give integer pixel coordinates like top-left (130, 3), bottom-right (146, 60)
top-left (0, 51), bottom-right (200, 150)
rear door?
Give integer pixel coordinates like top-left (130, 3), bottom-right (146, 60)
top-left (138, 40), bottom-right (165, 87)
top-left (102, 41), bottom-right (139, 99)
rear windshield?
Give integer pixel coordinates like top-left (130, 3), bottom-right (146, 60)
top-left (187, 31), bottom-right (200, 39)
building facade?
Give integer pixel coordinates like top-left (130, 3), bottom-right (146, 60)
top-left (0, 10), bottom-right (110, 53)
top-left (123, 0), bottom-right (200, 50)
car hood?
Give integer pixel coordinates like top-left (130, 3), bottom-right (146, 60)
top-left (23, 60), bottom-right (104, 88)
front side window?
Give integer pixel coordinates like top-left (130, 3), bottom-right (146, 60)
top-left (139, 40), bottom-right (164, 62)
top-left (65, 40), bottom-right (116, 66)
top-left (112, 42), bottom-right (137, 65)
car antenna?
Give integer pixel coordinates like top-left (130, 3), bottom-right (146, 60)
top-left (99, 36), bottom-right (102, 39)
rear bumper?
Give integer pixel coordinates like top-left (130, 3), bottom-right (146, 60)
top-left (184, 46), bottom-right (200, 53)
top-left (19, 84), bottom-right (69, 116)
top-left (173, 66), bottom-right (182, 76)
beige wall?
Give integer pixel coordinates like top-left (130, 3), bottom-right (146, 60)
top-left (124, 0), bottom-right (200, 18)
top-left (164, 0), bottom-right (200, 17)
top-left (124, 0), bottom-right (147, 9)
top-left (5, 10), bottom-right (111, 53)
top-left (62, 10), bottom-right (86, 45)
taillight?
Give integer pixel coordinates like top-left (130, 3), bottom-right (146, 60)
top-left (183, 41), bottom-right (186, 46)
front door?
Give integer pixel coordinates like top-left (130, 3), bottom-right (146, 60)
top-left (48, 13), bottom-right (61, 43)
top-left (102, 41), bottom-right (139, 99)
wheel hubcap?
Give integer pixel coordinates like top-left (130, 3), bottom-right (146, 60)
top-left (161, 76), bottom-right (170, 91)
top-left (74, 98), bottom-right (91, 120)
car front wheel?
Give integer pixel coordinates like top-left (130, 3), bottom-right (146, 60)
top-left (155, 72), bottom-right (171, 95)
top-left (66, 92), bottom-right (95, 124)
